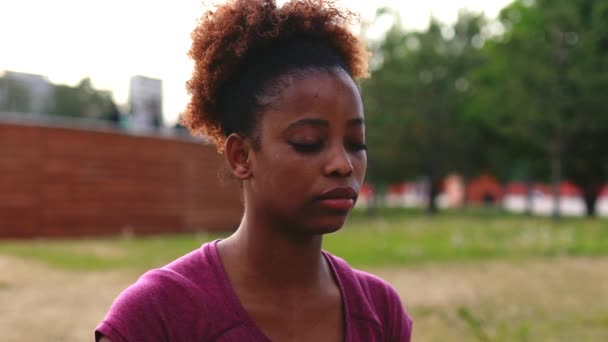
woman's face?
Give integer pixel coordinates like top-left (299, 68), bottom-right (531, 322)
top-left (247, 70), bottom-right (367, 235)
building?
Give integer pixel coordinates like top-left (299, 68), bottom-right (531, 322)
top-left (129, 75), bottom-right (163, 130)
top-left (0, 71), bottom-right (54, 114)
top-left (597, 185), bottom-right (608, 217)
top-left (502, 182), bottom-right (529, 213)
top-left (438, 174), bottom-right (465, 208)
top-left (503, 182), bottom-right (587, 217)
top-left (354, 183), bottom-right (375, 209)
top-left (385, 181), bottom-right (427, 208)
top-left (466, 174), bottom-right (503, 206)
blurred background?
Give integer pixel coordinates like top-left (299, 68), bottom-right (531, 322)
top-left (1, 0), bottom-right (607, 341)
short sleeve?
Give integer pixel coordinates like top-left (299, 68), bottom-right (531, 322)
top-left (386, 285), bottom-right (413, 342)
top-left (95, 271), bottom-right (171, 342)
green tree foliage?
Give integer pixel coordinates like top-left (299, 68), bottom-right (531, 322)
top-left (0, 75), bottom-right (118, 122)
top-left (362, 10), bottom-right (495, 213)
top-left (469, 0), bottom-right (608, 216)
top-left (363, 0), bottom-right (608, 216)
top-left (51, 78), bottom-right (117, 120)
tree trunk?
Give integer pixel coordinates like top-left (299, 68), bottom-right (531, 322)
top-left (583, 186), bottom-right (598, 217)
top-left (426, 104), bottom-right (441, 216)
top-left (461, 160), bottom-right (474, 210)
top-left (524, 178), bottom-right (534, 216)
top-left (426, 178), bottom-right (440, 215)
top-left (462, 177), bottom-right (469, 210)
top-left (550, 30), bottom-right (566, 221)
top-left (550, 143), bottom-right (563, 220)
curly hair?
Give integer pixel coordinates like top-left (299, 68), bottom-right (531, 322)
top-left (181, 0), bottom-right (370, 152)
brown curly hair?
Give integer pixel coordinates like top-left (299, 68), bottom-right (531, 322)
top-left (181, 0), bottom-right (370, 152)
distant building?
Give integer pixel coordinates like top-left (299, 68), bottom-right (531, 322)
top-left (505, 181), bottom-right (586, 217)
top-left (467, 174), bottom-right (503, 206)
top-left (438, 174), bottom-right (465, 208)
top-left (502, 182), bottom-right (529, 213)
top-left (596, 185), bottom-right (608, 217)
top-left (129, 76), bottom-right (163, 131)
top-left (354, 183), bottom-right (375, 209)
top-left (385, 181), bottom-right (427, 208)
top-left (0, 71), bottom-right (53, 114)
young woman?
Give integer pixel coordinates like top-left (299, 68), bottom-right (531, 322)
top-left (96, 0), bottom-right (412, 341)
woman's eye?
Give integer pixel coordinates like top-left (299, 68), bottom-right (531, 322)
top-left (290, 142), bottom-right (323, 154)
top-left (348, 142), bottom-right (368, 152)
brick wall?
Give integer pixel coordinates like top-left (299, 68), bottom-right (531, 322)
top-left (0, 122), bottom-right (243, 238)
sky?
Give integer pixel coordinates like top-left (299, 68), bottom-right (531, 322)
top-left (0, 0), bottom-right (513, 124)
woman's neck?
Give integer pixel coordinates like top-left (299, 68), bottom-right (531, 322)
top-left (218, 209), bottom-right (330, 293)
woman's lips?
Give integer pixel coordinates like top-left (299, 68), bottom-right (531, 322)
top-left (316, 187), bottom-right (357, 210)
top-left (317, 198), bottom-right (355, 211)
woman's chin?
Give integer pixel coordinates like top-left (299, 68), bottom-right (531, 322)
top-left (303, 217), bottom-right (348, 235)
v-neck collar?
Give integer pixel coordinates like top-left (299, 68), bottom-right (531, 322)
top-left (205, 239), bottom-right (352, 341)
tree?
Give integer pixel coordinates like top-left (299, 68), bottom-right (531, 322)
top-left (362, 10), bottom-right (492, 213)
top-left (468, 0), bottom-right (608, 216)
top-left (51, 78), bottom-right (116, 121)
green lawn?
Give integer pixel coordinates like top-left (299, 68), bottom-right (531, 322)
top-left (0, 232), bottom-right (225, 271)
top-left (1, 208), bottom-right (607, 271)
top-left (327, 208), bottom-right (608, 266)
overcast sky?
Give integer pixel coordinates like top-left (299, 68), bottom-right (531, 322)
top-left (0, 0), bottom-right (513, 124)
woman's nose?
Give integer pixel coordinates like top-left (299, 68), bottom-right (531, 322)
top-left (323, 144), bottom-right (353, 177)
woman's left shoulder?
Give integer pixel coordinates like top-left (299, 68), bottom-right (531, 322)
top-left (324, 252), bottom-right (414, 341)
top-left (325, 252), bottom-right (403, 303)
top-left (349, 267), bottom-right (408, 315)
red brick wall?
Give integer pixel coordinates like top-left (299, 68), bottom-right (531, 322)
top-left (0, 123), bottom-right (243, 238)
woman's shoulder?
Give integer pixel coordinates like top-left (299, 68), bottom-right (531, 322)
top-left (324, 252), bottom-right (414, 341)
top-left (324, 252), bottom-right (402, 301)
top-left (95, 241), bottom-right (234, 341)
top-left (122, 241), bottom-right (217, 294)
top-left (116, 240), bottom-right (228, 306)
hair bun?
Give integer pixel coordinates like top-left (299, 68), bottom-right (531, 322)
top-left (182, 0), bottom-right (369, 151)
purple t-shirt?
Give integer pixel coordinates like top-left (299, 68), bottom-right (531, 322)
top-left (95, 240), bottom-right (413, 341)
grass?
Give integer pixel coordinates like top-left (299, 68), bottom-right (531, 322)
top-left (0, 207), bottom-right (607, 271)
top-left (397, 258), bottom-right (608, 341)
top-left (326, 207), bottom-right (608, 266)
top-left (0, 232), bottom-right (225, 271)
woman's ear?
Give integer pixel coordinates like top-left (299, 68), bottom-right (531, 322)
top-left (224, 133), bottom-right (252, 180)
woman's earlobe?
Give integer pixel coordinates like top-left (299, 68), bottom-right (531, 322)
top-left (224, 133), bottom-right (252, 180)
